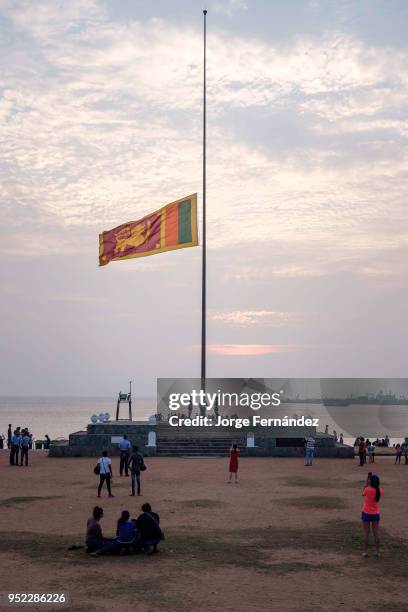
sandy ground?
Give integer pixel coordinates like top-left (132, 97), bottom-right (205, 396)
top-left (1, 451), bottom-right (408, 612)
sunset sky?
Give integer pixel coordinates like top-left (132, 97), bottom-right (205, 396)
top-left (1, 0), bottom-right (407, 396)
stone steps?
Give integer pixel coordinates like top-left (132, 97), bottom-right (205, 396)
top-left (155, 428), bottom-right (241, 440)
top-left (156, 437), bottom-right (239, 457)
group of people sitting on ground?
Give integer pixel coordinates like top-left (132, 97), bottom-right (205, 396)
top-left (86, 503), bottom-right (164, 556)
top-left (357, 436), bottom-right (408, 466)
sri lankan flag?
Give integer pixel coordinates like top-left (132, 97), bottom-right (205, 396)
top-left (99, 194), bottom-right (198, 266)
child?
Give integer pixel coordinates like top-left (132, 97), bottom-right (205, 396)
top-left (395, 444), bottom-right (402, 465)
top-left (228, 444), bottom-right (240, 483)
top-left (367, 442), bottom-right (375, 463)
top-left (361, 472), bottom-right (382, 557)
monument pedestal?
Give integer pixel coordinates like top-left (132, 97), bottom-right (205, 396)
top-left (49, 421), bottom-right (354, 458)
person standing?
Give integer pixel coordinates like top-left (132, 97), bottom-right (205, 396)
top-left (395, 444), bottom-right (402, 465)
top-left (214, 397), bottom-right (219, 420)
top-left (361, 473), bottom-right (382, 557)
top-left (97, 450), bottom-right (114, 498)
top-left (10, 431), bottom-right (21, 466)
top-left (404, 443), bottom-right (408, 465)
top-left (305, 434), bottom-right (316, 466)
top-left (358, 437), bottom-right (366, 467)
top-left (128, 445), bottom-right (145, 496)
top-left (7, 424), bottom-right (12, 449)
top-left (20, 431), bottom-right (31, 466)
top-left (228, 444), bottom-right (240, 483)
top-left (367, 442), bottom-right (375, 464)
top-left (118, 435), bottom-right (131, 477)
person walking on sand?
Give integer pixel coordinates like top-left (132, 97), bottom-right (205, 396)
top-left (305, 434), bottom-right (316, 466)
top-left (228, 444), bottom-right (240, 483)
top-left (395, 444), bottom-right (402, 465)
top-left (118, 434), bottom-right (131, 477)
top-left (128, 445), bottom-right (145, 496)
top-left (361, 472), bottom-right (382, 558)
top-left (97, 450), bottom-right (114, 498)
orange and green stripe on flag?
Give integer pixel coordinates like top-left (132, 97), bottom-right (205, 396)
top-left (99, 194), bottom-right (198, 266)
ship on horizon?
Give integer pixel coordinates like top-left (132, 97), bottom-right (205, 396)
top-left (323, 392), bottom-right (408, 407)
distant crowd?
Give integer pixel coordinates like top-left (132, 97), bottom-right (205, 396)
top-left (355, 435), bottom-right (391, 447)
top-left (356, 436), bottom-right (408, 466)
top-left (2, 424), bottom-right (51, 466)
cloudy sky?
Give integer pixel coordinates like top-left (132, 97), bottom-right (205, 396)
top-left (0, 0), bottom-right (407, 396)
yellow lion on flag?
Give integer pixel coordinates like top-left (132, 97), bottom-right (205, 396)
top-left (114, 220), bottom-right (151, 254)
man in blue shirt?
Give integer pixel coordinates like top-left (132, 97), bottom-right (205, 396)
top-left (118, 435), bottom-right (132, 477)
top-left (10, 432), bottom-right (21, 466)
top-left (20, 431), bottom-right (31, 466)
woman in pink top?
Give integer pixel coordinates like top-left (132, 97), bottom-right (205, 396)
top-left (361, 473), bottom-right (383, 557)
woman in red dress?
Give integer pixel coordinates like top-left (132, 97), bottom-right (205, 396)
top-left (228, 444), bottom-right (240, 483)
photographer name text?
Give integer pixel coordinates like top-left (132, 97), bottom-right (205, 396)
top-left (168, 415), bottom-right (320, 429)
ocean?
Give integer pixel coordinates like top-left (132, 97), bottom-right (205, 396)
top-left (0, 397), bottom-right (407, 445)
top-left (0, 397), bottom-right (155, 440)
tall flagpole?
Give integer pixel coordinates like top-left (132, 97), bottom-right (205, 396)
top-left (201, 9), bottom-right (207, 393)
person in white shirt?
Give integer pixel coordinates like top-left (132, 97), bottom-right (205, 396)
top-left (118, 435), bottom-right (132, 477)
top-left (97, 450), bottom-right (114, 498)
